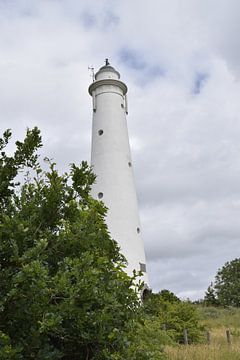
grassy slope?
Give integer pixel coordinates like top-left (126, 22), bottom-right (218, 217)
top-left (165, 306), bottom-right (240, 360)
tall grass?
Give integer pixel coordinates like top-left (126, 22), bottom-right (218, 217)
top-left (165, 343), bottom-right (240, 360)
top-left (165, 307), bottom-right (240, 360)
top-left (199, 306), bottom-right (240, 329)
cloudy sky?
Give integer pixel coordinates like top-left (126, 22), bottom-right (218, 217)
top-left (1, 0), bottom-right (240, 299)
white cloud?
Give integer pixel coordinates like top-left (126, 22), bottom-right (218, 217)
top-left (1, 0), bottom-right (240, 299)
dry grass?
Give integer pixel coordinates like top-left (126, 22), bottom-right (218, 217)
top-left (165, 344), bottom-right (240, 360)
top-left (198, 306), bottom-right (240, 330)
top-left (165, 322), bottom-right (240, 359)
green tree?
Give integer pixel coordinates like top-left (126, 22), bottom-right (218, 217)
top-left (206, 258), bottom-right (240, 307)
top-left (158, 289), bottom-right (181, 304)
top-left (0, 128), bottom-right (145, 359)
top-left (204, 282), bottom-right (219, 306)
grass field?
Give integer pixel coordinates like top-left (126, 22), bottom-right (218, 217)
top-left (165, 307), bottom-right (240, 360)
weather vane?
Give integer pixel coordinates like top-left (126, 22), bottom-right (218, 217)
top-left (88, 66), bottom-right (95, 82)
top-left (105, 58), bottom-right (110, 66)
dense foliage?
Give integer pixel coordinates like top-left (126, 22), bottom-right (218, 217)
top-left (0, 128), bottom-right (207, 359)
top-left (143, 290), bottom-right (204, 344)
top-left (0, 128), bottom-right (145, 359)
top-left (205, 258), bottom-right (240, 307)
top-left (204, 283), bottom-right (220, 307)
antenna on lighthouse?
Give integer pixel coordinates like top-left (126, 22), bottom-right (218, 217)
top-left (88, 66), bottom-right (95, 82)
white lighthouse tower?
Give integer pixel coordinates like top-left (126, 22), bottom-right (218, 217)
top-left (89, 60), bottom-right (149, 286)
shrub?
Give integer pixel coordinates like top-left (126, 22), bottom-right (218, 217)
top-left (143, 292), bottom-right (205, 344)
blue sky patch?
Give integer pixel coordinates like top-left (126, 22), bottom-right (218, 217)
top-left (118, 48), bottom-right (165, 85)
top-left (119, 49), bottom-right (147, 70)
top-left (81, 9), bottom-right (119, 30)
top-left (193, 72), bottom-right (209, 94)
top-left (81, 11), bottom-right (97, 29)
top-left (103, 10), bottom-right (119, 27)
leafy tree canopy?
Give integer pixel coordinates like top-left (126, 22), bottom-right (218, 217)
top-left (0, 128), bottom-right (144, 359)
top-left (205, 258), bottom-right (240, 307)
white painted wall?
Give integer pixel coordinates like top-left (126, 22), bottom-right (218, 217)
top-left (89, 65), bottom-right (149, 286)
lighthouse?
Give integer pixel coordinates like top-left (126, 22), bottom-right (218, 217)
top-left (88, 60), bottom-right (149, 286)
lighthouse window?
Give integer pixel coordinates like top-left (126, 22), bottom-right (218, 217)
top-left (128, 162), bottom-right (132, 167)
top-left (137, 227), bottom-right (140, 233)
top-left (140, 263), bottom-right (146, 273)
top-left (121, 103), bottom-right (124, 108)
top-left (98, 129), bottom-right (104, 136)
top-left (98, 192), bottom-right (103, 199)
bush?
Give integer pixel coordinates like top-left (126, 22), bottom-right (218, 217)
top-left (143, 292), bottom-right (205, 344)
top-left (0, 128), bottom-right (146, 359)
top-left (125, 318), bottom-right (172, 359)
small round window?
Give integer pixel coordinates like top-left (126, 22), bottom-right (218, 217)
top-left (98, 192), bottom-right (103, 199)
top-left (128, 162), bottom-right (132, 167)
top-left (98, 129), bottom-right (104, 136)
top-left (137, 227), bottom-right (140, 233)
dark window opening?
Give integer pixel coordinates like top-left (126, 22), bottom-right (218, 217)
top-left (140, 263), bottom-right (147, 273)
top-left (98, 129), bottom-right (104, 136)
top-left (137, 227), bottom-right (140, 233)
top-left (98, 192), bottom-right (103, 199)
top-left (128, 162), bottom-right (132, 167)
top-left (121, 103), bottom-right (124, 108)
top-left (142, 288), bottom-right (151, 302)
